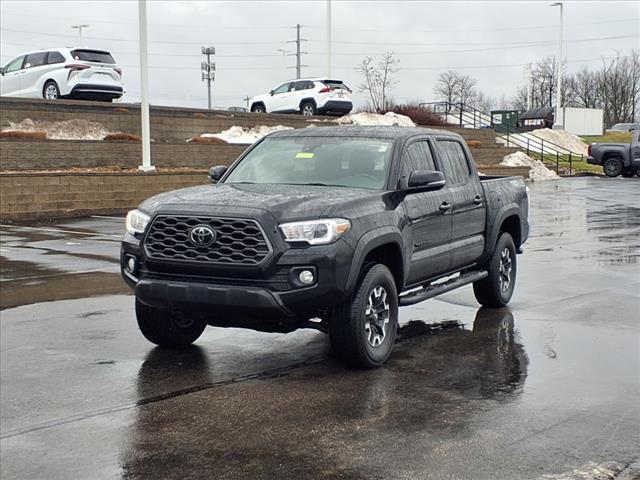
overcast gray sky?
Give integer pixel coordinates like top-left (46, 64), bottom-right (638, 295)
top-left (1, 0), bottom-right (638, 109)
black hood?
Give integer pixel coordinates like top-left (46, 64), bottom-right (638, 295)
top-left (139, 183), bottom-right (384, 222)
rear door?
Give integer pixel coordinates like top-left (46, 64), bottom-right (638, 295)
top-left (1, 56), bottom-right (26, 96)
top-left (291, 80), bottom-right (314, 111)
top-left (22, 52), bottom-right (50, 97)
top-left (401, 138), bottom-right (453, 285)
top-left (434, 138), bottom-right (486, 269)
top-left (631, 131), bottom-right (640, 166)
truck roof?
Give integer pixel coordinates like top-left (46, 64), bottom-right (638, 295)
top-left (268, 125), bottom-right (461, 140)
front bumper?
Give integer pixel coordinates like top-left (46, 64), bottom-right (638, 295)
top-left (121, 232), bottom-right (355, 331)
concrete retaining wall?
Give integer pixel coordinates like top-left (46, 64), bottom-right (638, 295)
top-left (0, 172), bottom-right (207, 221)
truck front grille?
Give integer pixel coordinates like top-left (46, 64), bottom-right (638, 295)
top-left (144, 215), bottom-right (271, 265)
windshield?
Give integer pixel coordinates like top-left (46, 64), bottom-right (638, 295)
top-left (224, 136), bottom-right (394, 189)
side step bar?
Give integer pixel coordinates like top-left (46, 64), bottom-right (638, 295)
top-left (399, 270), bottom-right (488, 307)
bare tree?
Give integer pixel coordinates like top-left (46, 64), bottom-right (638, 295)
top-left (472, 91), bottom-right (494, 113)
top-left (433, 70), bottom-right (478, 106)
top-left (356, 52), bottom-right (400, 113)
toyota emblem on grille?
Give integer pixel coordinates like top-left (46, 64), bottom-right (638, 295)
top-left (189, 225), bottom-right (216, 247)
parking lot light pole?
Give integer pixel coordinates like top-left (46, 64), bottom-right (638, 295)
top-left (71, 24), bottom-right (89, 46)
top-left (551, 2), bottom-right (564, 129)
top-left (138, 0), bottom-right (154, 172)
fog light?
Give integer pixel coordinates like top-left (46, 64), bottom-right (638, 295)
top-left (127, 257), bottom-right (136, 273)
top-left (298, 269), bottom-right (315, 285)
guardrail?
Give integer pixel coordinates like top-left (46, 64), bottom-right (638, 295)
top-left (421, 102), bottom-right (584, 174)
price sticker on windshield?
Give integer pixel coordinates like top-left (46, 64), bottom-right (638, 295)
top-left (295, 152), bottom-right (315, 159)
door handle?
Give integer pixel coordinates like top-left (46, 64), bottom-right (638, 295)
top-left (439, 202), bottom-right (452, 212)
top-left (473, 195), bottom-right (483, 205)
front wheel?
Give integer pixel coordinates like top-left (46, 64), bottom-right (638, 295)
top-left (135, 299), bottom-right (206, 347)
top-left (473, 232), bottom-right (517, 308)
top-left (603, 158), bottom-right (623, 177)
top-left (621, 167), bottom-right (638, 178)
top-left (330, 264), bottom-right (398, 368)
top-left (251, 104), bottom-right (266, 113)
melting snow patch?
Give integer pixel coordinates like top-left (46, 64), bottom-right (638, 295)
top-left (198, 125), bottom-right (293, 144)
top-left (497, 128), bottom-right (588, 156)
top-left (540, 461), bottom-right (625, 480)
top-left (501, 151), bottom-right (560, 181)
top-left (334, 112), bottom-right (416, 127)
top-left (2, 118), bottom-right (111, 140)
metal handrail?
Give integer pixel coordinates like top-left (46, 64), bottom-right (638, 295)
top-left (420, 101), bottom-right (584, 174)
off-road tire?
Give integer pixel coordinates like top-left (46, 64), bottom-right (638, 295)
top-left (251, 104), bottom-right (266, 113)
top-left (621, 167), bottom-right (638, 178)
top-left (43, 80), bottom-right (60, 100)
top-left (473, 232), bottom-right (517, 308)
top-left (300, 101), bottom-right (316, 116)
top-left (135, 299), bottom-right (206, 347)
top-left (330, 264), bottom-right (398, 368)
top-left (603, 157), bottom-right (623, 177)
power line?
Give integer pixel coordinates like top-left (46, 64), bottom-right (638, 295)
top-left (303, 17), bottom-right (640, 33)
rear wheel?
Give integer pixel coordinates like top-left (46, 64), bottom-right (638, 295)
top-left (135, 299), bottom-right (206, 347)
top-left (43, 81), bottom-right (60, 100)
top-left (603, 157), bottom-right (623, 177)
top-left (473, 232), bottom-right (517, 308)
top-left (621, 167), bottom-right (638, 178)
top-left (330, 264), bottom-right (398, 368)
top-left (300, 101), bottom-right (316, 116)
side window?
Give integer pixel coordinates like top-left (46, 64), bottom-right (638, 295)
top-left (401, 141), bottom-right (436, 179)
top-left (272, 83), bottom-right (289, 95)
top-left (4, 56), bottom-right (25, 73)
top-left (293, 81), bottom-right (308, 91)
top-left (436, 140), bottom-right (471, 186)
top-left (25, 52), bottom-right (48, 69)
top-left (47, 52), bottom-right (65, 65)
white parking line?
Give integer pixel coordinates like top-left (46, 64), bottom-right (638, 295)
top-left (0, 224), bottom-right (122, 239)
top-left (91, 215), bottom-right (125, 220)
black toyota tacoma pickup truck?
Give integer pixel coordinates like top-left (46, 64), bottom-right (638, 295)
top-left (121, 126), bottom-right (529, 367)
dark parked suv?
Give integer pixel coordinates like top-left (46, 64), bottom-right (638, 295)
top-left (121, 126), bottom-right (529, 367)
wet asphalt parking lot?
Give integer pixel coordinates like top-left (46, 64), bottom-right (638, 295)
top-left (0, 177), bottom-right (639, 480)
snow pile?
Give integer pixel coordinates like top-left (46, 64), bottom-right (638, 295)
top-left (497, 128), bottom-right (588, 156)
top-left (528, 128), bottom-right (588, 155)
top-left (2, 118), bottom-right (110, 140)
top-left (501, 151), bottom-right (560, 181)
top-left (199, 125), bottom-right (293, 144)
top-left (334, 112), bottom-right (416, 127)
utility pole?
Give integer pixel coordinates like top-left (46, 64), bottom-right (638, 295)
top-left (287, 24), bottom-right (307, 79)
top-left (201, 46), bottom-right (216, 109)
top-left (137, 0), bottom-right (154, 171)
top-left (551, 2), bottom-right (564, 129)
top-left (326, 0), bottom-right (332, 76)
top-left (243, 95), bottom-right (251, 109)
top-left (525, 63), bottom-right (533, 110)
top-left (71, 24), bottom-right (89, 45)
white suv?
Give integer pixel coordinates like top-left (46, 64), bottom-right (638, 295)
top-left (0, 48), bottom-right (124, 101)
top-left (250, 78), bottom-right (353, 116)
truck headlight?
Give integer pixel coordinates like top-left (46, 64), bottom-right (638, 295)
top-left (125, 209), bottom-right (150, 235)
top-left (279, 218), bottom-right (351, 245)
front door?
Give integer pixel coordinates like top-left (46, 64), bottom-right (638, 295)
top-left (401, 139), bottom-right (453, 285)
top-left (0, 56), bottom-right (25, 96)
top-left (269, 82), bottom-right (292, 112)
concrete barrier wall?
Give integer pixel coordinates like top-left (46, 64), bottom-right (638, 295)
top-left (0, 139), bottom-right (247, 170)
top-left (0, 172), bottom-right (208, 221)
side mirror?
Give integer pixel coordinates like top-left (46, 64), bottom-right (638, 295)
top-left (0, 68), bottom-right (4, 75)
top-left (208, 165), bottom-right (228, 184)
top-left (269, 90), bottom-right (274, 96)
top-left (406, 170), bottom-right (445, 191)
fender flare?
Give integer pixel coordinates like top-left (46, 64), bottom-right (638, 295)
top-left (482, 204), bottom-right (522, 261)
top-left (250, 101), bottom-right (266, 111)
top-left (344, 227), bottom-right (406, 294)
top-left (299, 97), bottom-right (317, 109)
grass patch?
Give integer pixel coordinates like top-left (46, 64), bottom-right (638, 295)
top-left (187, 136), bottom-right (228, 144)
top-left (581, 132), bottom-right (632, 144)
top-left (103, 133), bottom-right (141, 142)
